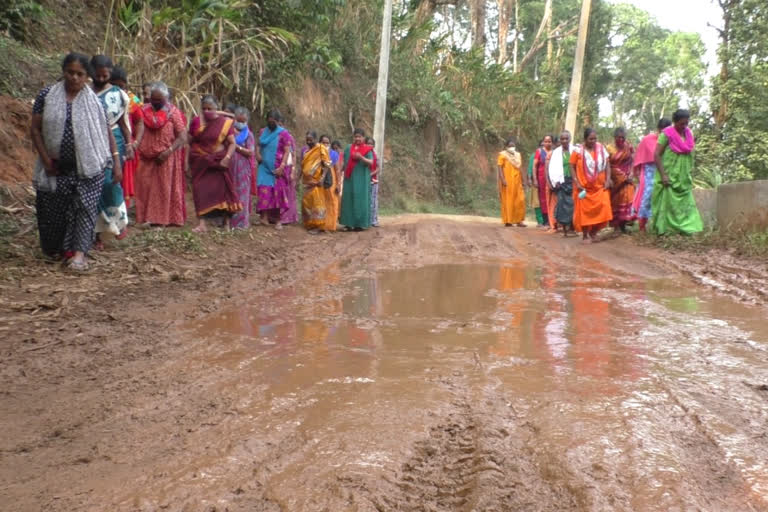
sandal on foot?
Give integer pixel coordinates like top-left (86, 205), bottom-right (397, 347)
top-left (67, 259), bottom-right (89, 272)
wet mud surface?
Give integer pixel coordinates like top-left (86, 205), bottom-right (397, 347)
top-left (2, 216), bottom-right (768, 511)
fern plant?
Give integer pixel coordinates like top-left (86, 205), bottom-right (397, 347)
top-left (0, 0), bottom-right (45, 42)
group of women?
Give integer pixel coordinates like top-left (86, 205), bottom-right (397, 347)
top-left (497, 109), bottom-right (704, 243)
top-left (30, 52), bottom-right (382, 270)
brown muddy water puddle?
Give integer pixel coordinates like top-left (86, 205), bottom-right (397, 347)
top-left (139, 260), bottom-right (768, 510)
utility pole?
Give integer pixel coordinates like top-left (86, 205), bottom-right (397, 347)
top-left (373, 0), bottom-right (394, 170)
top-left (564, 0), bottom-right (592, 135)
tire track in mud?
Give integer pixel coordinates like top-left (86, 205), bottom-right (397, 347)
top-left (352, 375), bottom-right (584, 512)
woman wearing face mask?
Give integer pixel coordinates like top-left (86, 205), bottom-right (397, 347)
top-left (30, 53), bottom-right (119, 271)
top-left (134, 81), bottom-right (187, 227)
top-left (606, 127), bottom-right (636, 233)
top-left (497, 136), bottom-right (527, 227)
top-left (188, 95), bottom-right (242, 232)
top-left (90, 55), bottom-right (131, 246)
top-left (230, 106), bottom-right (255, 229)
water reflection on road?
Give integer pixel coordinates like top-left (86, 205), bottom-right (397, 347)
top-left (184, 260), bottom-right (768, 510)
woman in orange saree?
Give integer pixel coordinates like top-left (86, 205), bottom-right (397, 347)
top-left (570, 127), bottom-right (613, 243)
top-left (606, 127), bottom-right (635, 233)
top-left (188, 95), bottom-right (242, 232)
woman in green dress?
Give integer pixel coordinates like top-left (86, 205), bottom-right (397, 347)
top-left (340, 128), bottom-right (375, 231)
top-left (650, 109), bottom-right (703, 235)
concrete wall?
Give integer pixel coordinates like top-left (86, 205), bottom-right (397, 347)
top-left (693, 188), bottom-right (718, 228)
top-left (716, 180), bottom-right (768, 230)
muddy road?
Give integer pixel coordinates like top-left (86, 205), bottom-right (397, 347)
top-left (2, 215), bottom-right (768, 511)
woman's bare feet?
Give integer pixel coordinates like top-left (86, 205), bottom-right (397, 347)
top-left (192, 220), bottom-right (207, 233)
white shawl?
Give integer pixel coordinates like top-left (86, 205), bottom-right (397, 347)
top-left (547, 144), bottom-right (573, 187)
top-left (34, 81), bottom-right (111, 191)
top-left (573, 143), bottom-right (608, 181)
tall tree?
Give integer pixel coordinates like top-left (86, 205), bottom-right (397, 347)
top-left (565, 0), bottom-right (591, 134)
top-left (497, 0), bottom-right (511, 64)
top-left (469, 0), bottom-right (487, 50)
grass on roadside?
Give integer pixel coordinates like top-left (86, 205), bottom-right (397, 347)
top-left (0, 35), bottom-right (58, 97)
top-left (120, 228), bottom-right (205, 255)
top-left (637, 227), bottom-right (768, 260)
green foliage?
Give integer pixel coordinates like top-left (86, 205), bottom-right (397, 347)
top-left (0, 0), bottom-right (45, 42)
top-left (600, 4), bottom-right (706, 136)
top-left (107, 0), bottom-right (297, 113)
top-left (704, 0), bottom-right (768, 182)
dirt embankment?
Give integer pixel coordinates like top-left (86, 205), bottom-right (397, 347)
top-left (0, 96), bottom-right (34, 184)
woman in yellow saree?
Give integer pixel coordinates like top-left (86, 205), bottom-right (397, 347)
top-left (320, 135), bottom-right (340, 231)
top-left (301, 131), bottom-right (332, 233)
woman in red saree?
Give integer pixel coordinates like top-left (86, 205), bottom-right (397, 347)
top-left (606, 127), bottom-right (635, 233)
top-left (188, 95), bottom-right (242, 232)
top-left (134, 81), bottom-right (187, 227)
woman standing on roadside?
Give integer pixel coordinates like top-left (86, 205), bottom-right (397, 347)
top-left (321, 135), bottom-right (340, 232)
top-left (331, 140), bottom-right (344, 201)
top-left (632, 118), bottom-right (671, 231)
top-left (255, 109), bottom-right (293, 230)
top-left (134, 81), bottom-right (187, 227)
top-left (497, 136), bottom-right (527, 227)
top-left (340, 128), bottom-right (375, 231)
top-left (30, 52), bottom-right (119, 271)
top-left (365, 136), bottom-right (380, 227)
top-left (650, 109), bottom-right (703, 235)
top-left (230, 106), bottom-right (255, 229)
top-left (533, 135), bottom-right (553, 228)
top-left (570, 127), bottom-right (612, 243)
top-left (188, 95), bottom-right (242, 232)
top-left (91, 55), bottom-right (131, 245)
top-left (527, 139), bottom-right (544, 226)
top-left (109, 66), bottom-right (141, 209)
top-left (548, 131), bottom-right (575, 236)
top-left (606, 127), bottom-right (635, 233)
top-left (301, 131), bottom-right (333, 233)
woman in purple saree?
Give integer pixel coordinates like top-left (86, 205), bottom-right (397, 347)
top-left (255, 109), bottom-right (295, 229)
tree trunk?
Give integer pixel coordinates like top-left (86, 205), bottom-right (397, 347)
top-left (545, 0), bottom-right (553, 64)
top-left (517, 0), bottom-right (565, 72)
top-left (714, 0), bottom-right (733, 129)
top-left (564, 0), bottom-right (592, 135)
top-left (513, 0), bottom-right (519, 71)
top-left (497, 0), bottom-right (511, 64)
top-left (470, 0), bottom-right (487, 51)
